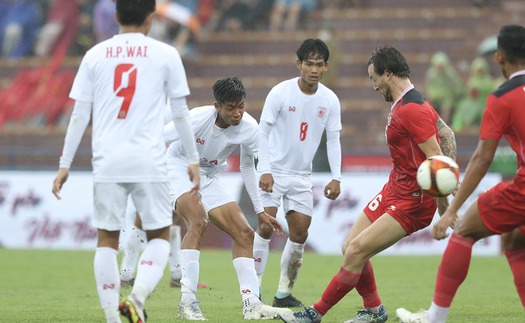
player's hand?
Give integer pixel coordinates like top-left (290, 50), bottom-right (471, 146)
top-left (259, 173), bottom-right (274, 193)
top-left (257, 211), bottom-right (284, 235)
top-left (432, 210), bottom-right (458, 240)
top-left (52, 168), bottom-right (70, 200)
top-left (187, 162), bottom-right (201, 194)
top-left (324, 180), bottom-right (341, 200)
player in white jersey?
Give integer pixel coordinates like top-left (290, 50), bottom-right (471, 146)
top-left (162, 77), bottom-right (292, 320)
top-left (51, 1), bottom-right (200, 322)
top-left (253, 39), bottom-right (343, 308)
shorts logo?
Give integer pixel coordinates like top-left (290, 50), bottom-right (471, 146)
top-left (289, 106), bottom-right (296, 112)
top-left (317, 107), bottom-right (327, 118)
top-left (196, 138), bottom-right (205, 145)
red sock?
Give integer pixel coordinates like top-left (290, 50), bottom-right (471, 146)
top-left (313, 267), bottom-right (360, 315)
top-left (355, 260), bottom-right (382, 308)
top-left (504, 248), bottom-right (525, 307)
top-left (433, 232), bottom-right (474, 307)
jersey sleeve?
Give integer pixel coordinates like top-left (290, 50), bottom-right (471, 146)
top-left (165, 47), bottom-right (191, 99)
top-left (69, 54), bottom-right (94, 103)
top-left (325, 92), bottom-right (342, 132)
top-left (259, 86), bottom-right (281, 125)
top-left (401, 103), bottom-right (437, 144)
top-left (480, 94), bottom-right (506, 140)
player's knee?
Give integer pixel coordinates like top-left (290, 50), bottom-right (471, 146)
top-left (289, 230), bottom-right (308, 244)
top-left (257, 223), bottom-right (275, 238)
top-left (234, 226), bottom-right (254, 245)
top-left (187, 215), bottom-right (208, 235)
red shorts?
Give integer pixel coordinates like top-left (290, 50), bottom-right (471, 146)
top-left (363, 183), bottom-right (437, 235)
top-left (478, 181), bottom-right (525, 234)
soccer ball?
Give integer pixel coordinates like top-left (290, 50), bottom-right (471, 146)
top-left (416, 155), bottom-right (460, 197)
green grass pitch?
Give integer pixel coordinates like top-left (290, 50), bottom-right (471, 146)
top-left (0, 249), bottom-right (522, 322)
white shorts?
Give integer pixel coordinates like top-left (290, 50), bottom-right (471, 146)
top-left (259, 174), bottom-right (313, 216)
top-left (167, 161), bottom-right (235, 213)
top-left (93, 182), bottom-right (172, 231)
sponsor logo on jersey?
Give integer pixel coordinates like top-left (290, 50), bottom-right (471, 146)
top-left (317, 107), bottom-right (327, 118)
top-left (288, 106), bottom-right (296, 112)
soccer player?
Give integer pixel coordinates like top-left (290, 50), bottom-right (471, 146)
top-left (396, 24), bottom-right (525, 323)
top-left (280, 46), bottom-right (457, 323)
top-left (164, 77), bottom-right (294, 320)
top-left (51, 0), bottom-right (200, 322)
top-left (253, 38), bottom-right (343, 308)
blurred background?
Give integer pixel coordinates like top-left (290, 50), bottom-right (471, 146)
top-left (0, 0), bottom-right (521, 252)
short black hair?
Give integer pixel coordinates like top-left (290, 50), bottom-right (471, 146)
top-left (296, 39), bottom-right (330, 63)
top-left (368, 46), bottom-right (410, 78)
top-left (116, 0), bottom-right (155, 26)
top-left (497, 25), bottom-right (525, 64)
top-left (213, 77), bottom-right (246, 104)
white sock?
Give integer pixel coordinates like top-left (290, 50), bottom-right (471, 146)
top-left (233, 257), bottom-right (261, 304)
top-left (180, 249), bottom-right (200, 304)
top-left (94, 247), bottom-right (121, 322)
top-left (276, 239), bottom-right (304, 298)
top-left (253, 232), bottom-right (270, 286)
top-left (168, 225), bottom-right (182, 280)
top-left (131, 238), bottom-right (170, 308)
top-left (427, 301), bottom-right (449, 323)
top-left (119, 225), bottom-right (146, 282)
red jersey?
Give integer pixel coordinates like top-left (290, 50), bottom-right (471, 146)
top-left (386, 88), bottom-right (441, 197)
top-left (480, 73), bottom-right (525, 188)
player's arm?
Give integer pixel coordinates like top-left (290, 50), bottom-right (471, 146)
top-left (324, 130), bottom-right (342, 200)
top-left (163, 121), bottom-right (180, 146)
top-left (436, 118), bottom-right (457, 160)
top-left (257, 120), bottom-right (274, 193)
top-left (170, 96), bottom-right (200, 192)
top-left (52, 100), bottom-right (92, 199)
top-left (240, 146), bottom-right (284, 234)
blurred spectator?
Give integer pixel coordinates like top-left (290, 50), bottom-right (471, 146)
top-left (269, 0), bottom-right (317, 31)
top-left (93, 0), bottom-right (118, 43)
top-left (452, 56), bottom-right (496, 133)
top-left (0, 0), bottom-right (38, 59)
top-left (155, 0), bottom-right (201, 57)
top-left (73, 0), bottom-right (95, 54)
top-left (34, 0), bottom-right (80, 57)
top-left (213, 0), bottom-right (275, 32)
top-left (425, 51), bottom-right (464, 124)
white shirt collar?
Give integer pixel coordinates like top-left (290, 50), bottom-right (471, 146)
top-left (391, 84), bottom-right (415, 110)
top-left (508, 70), bottom-right (525, 79)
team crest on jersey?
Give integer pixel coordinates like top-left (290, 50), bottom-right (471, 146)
top-left (317, 107), bottom-right (327, 118)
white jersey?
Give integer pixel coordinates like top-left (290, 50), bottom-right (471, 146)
top-left (165, 106), bottom-right (259, 177)
top-left (260, 77), bottom-right (342, 175)
top-left (69, 33), bottom-right (190, 182)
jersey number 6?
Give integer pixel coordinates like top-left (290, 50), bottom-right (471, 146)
top-left (114, 64), bottom-right (137, 119)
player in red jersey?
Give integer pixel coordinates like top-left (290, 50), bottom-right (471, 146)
top-left (397, 24), bottom-right (525, 323)
top-left (280, 46), bottom-right (456, 323)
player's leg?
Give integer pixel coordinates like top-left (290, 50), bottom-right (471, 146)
top-left (426, 198), bottom-right (493, 323)
top-left (120, 214), bottom-right (146, 286)
top-left (502, 227), bottom-right (525, 307)
top-left (168, 215), bottom-right (182, 287)
top-left (273, 209), bottom-right (309, 307)
top-left (208, 201), bottom-right (292, 320)
top-left (273, 176), bottom-right (312, 308)
top-left (119, 182), bottom-right (172, 323)
top-left (92, 183), bottom-right (128, 323)
top-left (253, 206), bottom-right (277, 287)
top-left (254, 179), bottom-right (284, 288)
top-left (174, 192), bottom-right (208, 320)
